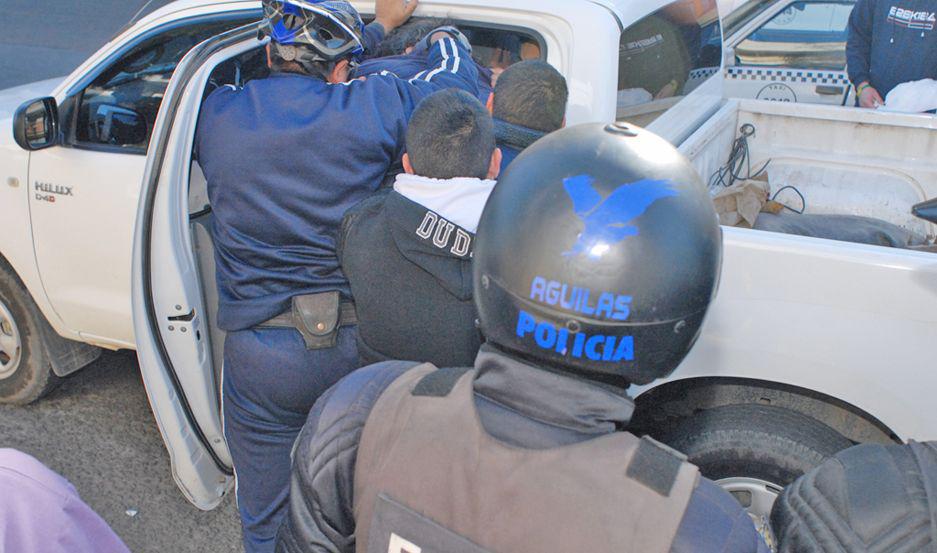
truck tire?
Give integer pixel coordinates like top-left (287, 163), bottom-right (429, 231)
top-left (0, 265), bottom-right (60, 404)
top-left (658, 404), bottom-right (853, 523)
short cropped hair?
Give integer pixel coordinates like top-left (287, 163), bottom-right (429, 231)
top-left (406, 89), bottom-right (496, 180)
top-left (493, 60), bottom-right (568, 133)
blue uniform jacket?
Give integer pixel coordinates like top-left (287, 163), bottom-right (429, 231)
top-left (846, 0), bottom-right (937, 97)
top-left (197, 35), bottom-right (478, 331)
top-left (356, 51), bottom-right (494, 103)
top-left (275, 346), bottom-right (769, 553)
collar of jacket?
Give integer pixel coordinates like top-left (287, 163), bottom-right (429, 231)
top-left (494, 118), bottom-right (547, 152)
top-left (472, 345), bottom-right (635, 436)
top-left (393, 173), bottom-right (496, 233)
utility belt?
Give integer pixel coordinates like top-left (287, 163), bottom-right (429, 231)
top-left (256, 291), bottom-right (357, 350)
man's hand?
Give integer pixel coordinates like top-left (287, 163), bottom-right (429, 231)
top-left (375, 0), bottom-right (418, 34)
top-left (857, 82), bottom-right (884, 108)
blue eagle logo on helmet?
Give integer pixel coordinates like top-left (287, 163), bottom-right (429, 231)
top-left (563, 174), bottom-right (678, 257)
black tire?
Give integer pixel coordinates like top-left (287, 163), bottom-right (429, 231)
top-left (0, 264), bottom-right (60, 404)
top-left (659, 403), bottom-right (853, 487)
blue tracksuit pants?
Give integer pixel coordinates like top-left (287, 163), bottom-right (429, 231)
top-left (222, 326), bottom-right (359, 553)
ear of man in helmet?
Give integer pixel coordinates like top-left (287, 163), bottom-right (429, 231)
top-left (473, 122), bottom-right (722, 387)
top-left (260, 0), bottom-right (419, 82)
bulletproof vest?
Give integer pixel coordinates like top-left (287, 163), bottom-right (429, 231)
top-left (353, 364), bottom-right (700, 553)
top-left (772, 441), bottom-right (937, 552)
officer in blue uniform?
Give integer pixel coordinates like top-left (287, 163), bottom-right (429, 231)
top-left (276, 124), bottom-right (769, 553)
top-left (195, 0), bottom-right (478, 550)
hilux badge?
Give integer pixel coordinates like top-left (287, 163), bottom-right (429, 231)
top-left (34, 181), bottom-right (73, 203)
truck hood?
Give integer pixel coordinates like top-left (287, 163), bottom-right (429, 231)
top-left (0, 77), bottom-right (65, 121)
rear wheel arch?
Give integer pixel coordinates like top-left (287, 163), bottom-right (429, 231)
top-left (632, 376), bottom-right (900, 446)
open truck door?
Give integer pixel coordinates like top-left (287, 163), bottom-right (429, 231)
top-left (130, 22), bottom-right (262, 510)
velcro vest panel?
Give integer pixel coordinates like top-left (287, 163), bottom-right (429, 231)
top-left (772, 441), bottom-right (937, 553)
top-left (353, 363), bottom-right (700, 553)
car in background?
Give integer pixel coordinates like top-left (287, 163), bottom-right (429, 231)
top-left (723, 0), bottom-right (857, 105)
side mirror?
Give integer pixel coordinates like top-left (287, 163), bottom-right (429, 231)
top-left (91, 104), bottom-right (147, 146)
top-left (912, 198), bottom-right (937, 225)
top-left (13, 97), bottom-right (58, 151)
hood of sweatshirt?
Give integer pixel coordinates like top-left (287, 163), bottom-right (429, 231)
top-left (385, 175), bottom-right (495, 299)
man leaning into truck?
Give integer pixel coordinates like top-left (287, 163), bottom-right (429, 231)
top-left (194, 0), bottom-right (479, 550)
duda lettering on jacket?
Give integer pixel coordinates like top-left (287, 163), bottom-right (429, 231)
top-left (516, 276), bottom-right (635, 362)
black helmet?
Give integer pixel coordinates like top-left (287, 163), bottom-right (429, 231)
top-left (473, 123), bottom-right (722, 386)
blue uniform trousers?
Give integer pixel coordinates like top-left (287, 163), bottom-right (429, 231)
top-left (222, 326), bottom-right (359, 553)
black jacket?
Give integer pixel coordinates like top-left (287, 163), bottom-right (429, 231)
top-left (275, 346), bottom-right (769, 553)
top-left (339, 190), bottom-right (482, 367)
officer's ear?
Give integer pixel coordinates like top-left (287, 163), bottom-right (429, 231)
top-left (486, 92), bottom-right (495, 115)
top-left (329, 59), bottom-right (352, 84)
top-left (402, 153), bottom-right (416, 175)
top-left (487, 148), bottom-right (502, 180)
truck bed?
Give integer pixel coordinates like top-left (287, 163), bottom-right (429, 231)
top-left (681, 99), bottom-right (937, 239)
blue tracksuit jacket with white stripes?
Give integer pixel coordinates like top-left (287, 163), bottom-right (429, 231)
top-left (196, 35), bottom-right (478, 331)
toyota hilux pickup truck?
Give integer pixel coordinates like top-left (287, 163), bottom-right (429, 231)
top-left (2, 0), bottom-right (936, 526)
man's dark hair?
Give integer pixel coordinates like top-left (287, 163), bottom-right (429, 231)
top-left (406, 89), bottom-right (496, 180)
top-left (368, 18), bottom-right (451, 58)
top-left (493, 60), bottom-right (568, 133)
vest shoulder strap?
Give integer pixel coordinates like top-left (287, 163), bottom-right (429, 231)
top-left (628, 436), bottom-right (690, 497)
top-left (412, 367), bottom-right (473, 397)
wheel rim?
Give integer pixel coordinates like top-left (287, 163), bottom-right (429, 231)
top-left (717, 476), bottom-right (782, 549)
top-left (0, 299), bottom-right (22, 379)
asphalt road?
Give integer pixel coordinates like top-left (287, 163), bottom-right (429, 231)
top-left (0, 2), bottom-right (244, 551)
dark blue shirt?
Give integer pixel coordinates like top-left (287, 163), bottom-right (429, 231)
top-left (196, 36), bottom-right (478, 330)
top-left (847, 0), bottom-right (937, 97)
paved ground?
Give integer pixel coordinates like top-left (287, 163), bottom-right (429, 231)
top-left (0, 352), bottom-right (243, 552)
top-left (1, 2), bottom-right (244, 551)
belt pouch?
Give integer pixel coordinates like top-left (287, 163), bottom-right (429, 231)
top-left (292, 292), bottom-right (340, 350)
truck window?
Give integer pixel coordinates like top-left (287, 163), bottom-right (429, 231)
top-left (723, 0), bottom-right (775, 38)
top-left (73, 14), bottom-right (259, 153)
top-left (734, 1), bottom-right (853, 70)
top-left (616, 0), bottom-right (723, 125)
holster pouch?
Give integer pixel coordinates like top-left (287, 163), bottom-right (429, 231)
top-left (292, 292), bottom-right (341, 350)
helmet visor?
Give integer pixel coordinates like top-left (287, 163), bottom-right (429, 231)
top-left (261, 0), bottom-right (365, 60)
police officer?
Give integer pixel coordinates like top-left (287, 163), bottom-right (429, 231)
top-left (195, 0), bottom-right (478, 550)
top-left (276, 124), bottom-right (769, 552)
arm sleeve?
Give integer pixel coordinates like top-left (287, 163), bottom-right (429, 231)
top-left (846, 0), bottom-right (875, 86)
top-left (275, 362), bottom-right (418, 553)
top-left (416, 35), bottom-right (479, 94)
top-left (362, 22), bottom-right (386, 55)
top-left (670, 478), bottom-right (770, 553)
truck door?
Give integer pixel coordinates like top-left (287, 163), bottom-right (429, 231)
top-left (26, 13), bottom-right (256, 348)
top-left (724, 0), bottom-right (856, 105)
top-left (132, 1), bottom-right (584, 508)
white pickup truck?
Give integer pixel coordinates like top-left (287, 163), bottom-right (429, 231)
top-left (2, 0), bottom-right (935, 523)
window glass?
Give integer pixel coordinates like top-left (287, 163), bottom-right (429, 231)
top-left (735, 1), bottom-right (853, 70)
top-left (723, 0), bottom-right (775, 38)
top-left (75, 15), bottom-right (258, 151)
top-left (617, 0), bottom-right (722, 125)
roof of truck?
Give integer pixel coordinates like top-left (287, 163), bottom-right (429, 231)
top-left (133, 0), bottom-right (673, 30)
